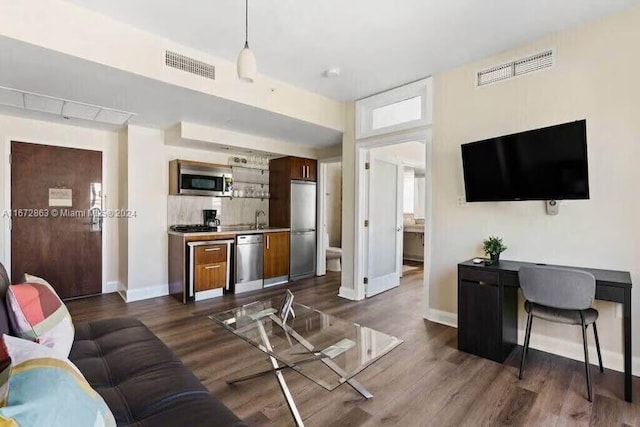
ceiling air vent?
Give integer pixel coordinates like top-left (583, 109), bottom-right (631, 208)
top-left (165, 51), bottom-right (215, 80)
top-left (477, 50), bottom-right (553, 87)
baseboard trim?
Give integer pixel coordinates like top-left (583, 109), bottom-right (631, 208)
top-left (424, 309), bottom-right (640, 376)
top-left (104, 281), bottom-right (119, 294)
top-left (122, 284), bottom-right (168, 303)
top-left (426, 308), bottom-right (458, 328)
top-left (338, 286), bottom-right (357, 301)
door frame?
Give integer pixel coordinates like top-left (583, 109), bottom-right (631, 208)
top-left (3, 138), bottom-right (109, 293)
top-left (353, 128), bottom-right (432, 304)
top-left (316, 156), bottom-right (342, 276)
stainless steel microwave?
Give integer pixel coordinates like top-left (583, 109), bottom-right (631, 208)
top-left (170, 161), bottom-right (233, 197)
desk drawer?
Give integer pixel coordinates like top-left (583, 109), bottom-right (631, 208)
top-left (459, 267), bottom-right (499, 285)
top-left (595, 284), bottom-right (625, 303)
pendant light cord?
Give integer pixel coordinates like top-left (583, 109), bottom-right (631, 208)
top-left (245, 0), bottom-right (249, 48)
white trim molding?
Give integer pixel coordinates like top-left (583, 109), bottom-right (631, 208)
top-left (120, 284), bottom-right (168, 303)
top-left (425, 309), bottom-right (640, 376)
top-left (104, 281), bottom-right (120, 294)
top-left (338, 286), bottom-right (359, 301)
top-left (426, 308), bottom-right (458, 328)
top-left (356, 78), bottom-right (433, 140)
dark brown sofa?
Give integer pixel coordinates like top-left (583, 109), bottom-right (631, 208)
top-left (0, 263), bottom-right (245, 427)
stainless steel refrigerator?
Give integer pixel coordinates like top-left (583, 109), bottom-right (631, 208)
top-left (290, 181), bottom-right (316, 280)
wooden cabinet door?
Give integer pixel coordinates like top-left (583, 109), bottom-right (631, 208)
top-left (289, 157), bottom-right (306, 180)
top-left (458, 278), bottom-right (502, 362)
top-left (304, 159), bottom-right (317, 181)
top-left (264, 232), bottom-right (290, 279)
top-left (195, 262), bottom-right (227, 291)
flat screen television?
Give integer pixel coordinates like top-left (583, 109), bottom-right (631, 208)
top-left (461, 120), bottom-right (589, 202)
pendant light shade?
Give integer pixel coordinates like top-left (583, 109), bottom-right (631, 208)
top-left (237, 42), bottom-right (257, 82)
top-left (237, 0), bottom-right (256, 82)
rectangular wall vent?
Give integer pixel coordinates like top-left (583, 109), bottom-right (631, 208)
top-left (477, 50), bottom-right (553, 87)
top-left (165, 51), bottom-right (215, 80)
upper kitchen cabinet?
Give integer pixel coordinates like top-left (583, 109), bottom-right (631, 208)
top-left (287, 157), bottom-right (317, 182)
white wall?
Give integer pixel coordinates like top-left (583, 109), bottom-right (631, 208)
top-left (340, 6), bottom-right (640, 373)
top-left (429, 7), bottom-right (640, 371)
top-left (0, 115), bottom-right (120, 289)
top-left (325, 162), bottom-right (342, 248)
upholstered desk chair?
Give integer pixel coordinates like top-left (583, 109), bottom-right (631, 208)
top-left (518, 266), bottom-right (604, 402)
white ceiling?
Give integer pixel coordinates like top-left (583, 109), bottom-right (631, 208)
top-left (0, 37), bottom-right (342, 147)
top-left (67, 0), bottom-right (639, 101)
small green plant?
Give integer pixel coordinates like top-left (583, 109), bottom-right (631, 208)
top-left (483, 236), bottom-right (507, 257)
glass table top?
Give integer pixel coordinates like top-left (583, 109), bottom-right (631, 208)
top-left (209, 297), bottom-right (403, 391)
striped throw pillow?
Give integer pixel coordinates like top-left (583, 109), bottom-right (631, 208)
top-left (0, 334), bottom-right (115, 426)
top-left (6, 274), bottom-right (74, 357)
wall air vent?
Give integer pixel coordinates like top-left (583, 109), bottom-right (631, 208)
top-left (477, 50), bottom-right (553, 87)
top-left (165, 51), bottom-right (216, 80)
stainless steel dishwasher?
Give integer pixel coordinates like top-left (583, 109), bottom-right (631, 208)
top-left (235, 234), bottom-right (264, 293)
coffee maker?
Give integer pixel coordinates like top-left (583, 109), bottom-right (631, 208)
top-left (203, 209), bottom-right (221, 228)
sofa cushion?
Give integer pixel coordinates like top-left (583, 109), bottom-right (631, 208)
top-left (6, 276), bottom-right (75, 356)
top-left (70, 317), bottom-right (245, 427)
top-left (0, 334), bottom-right (115, 427)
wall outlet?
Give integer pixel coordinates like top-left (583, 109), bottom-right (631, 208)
top-left (457, 196), bottom-right (468, 207)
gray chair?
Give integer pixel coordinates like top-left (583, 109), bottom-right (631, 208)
top-left (518, 266), bottom-right (603, 402)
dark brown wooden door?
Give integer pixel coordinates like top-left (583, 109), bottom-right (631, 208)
top-left (304, 159), bottom-right (317, 182)
top-left (11, 141), bottom-right (102, 299)
top-left (289, 157), bottom-right (306, 180)
top-left (264, 232), bottom-right (290, 279)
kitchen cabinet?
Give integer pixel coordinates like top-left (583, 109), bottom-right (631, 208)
top-left (288, 157), bottom-right (317, 181)
top-left (194, 243), bottom-right (228, 291)
top-left (264, 232), bottom-right (290, 284)
top-left (168, 233), bottom-right (234, 303)
top-left (269, 156), bottom-right (317, 281)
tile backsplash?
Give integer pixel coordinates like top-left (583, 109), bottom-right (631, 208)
top-left (168, 195), bottom-right (268, 226)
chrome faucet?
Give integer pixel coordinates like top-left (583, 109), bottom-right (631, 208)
top-left (255, 210), bottom-right (266, 229)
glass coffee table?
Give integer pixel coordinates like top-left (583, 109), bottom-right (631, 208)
top-left (209, 297), bottom-right (403, 426)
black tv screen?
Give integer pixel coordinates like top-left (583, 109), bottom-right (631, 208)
top-left (461, 120), bottom-right (589, 202)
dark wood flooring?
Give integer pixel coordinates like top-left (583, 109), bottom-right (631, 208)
top-left (67, 268), bottom-right (640, 426)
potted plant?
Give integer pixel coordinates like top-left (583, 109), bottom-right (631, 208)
top-left (483, 236), bottom-right (507, 263)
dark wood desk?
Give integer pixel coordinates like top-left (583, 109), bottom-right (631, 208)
top-left (458, 259), bottom-right (633, 402)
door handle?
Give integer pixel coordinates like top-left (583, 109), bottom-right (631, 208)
top-left (266, 235), bottom-right (270, 249)
top-left (205, 265), bottom-right (221, 270)
top-left (205, 248), bottom-right (221, 252)
top-left (396, 226), bottom-right (402, 232)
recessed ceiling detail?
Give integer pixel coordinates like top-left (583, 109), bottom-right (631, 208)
top-left (0, 86), bottom-right (136, 125)
top-left (165, 51), bottom-right (216, 80)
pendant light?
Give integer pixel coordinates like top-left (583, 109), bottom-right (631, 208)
top-left (237, 0), bottom-right (257, 82)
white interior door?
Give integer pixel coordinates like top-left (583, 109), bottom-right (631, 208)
top-left (366, 153), bottom-right (403, 297)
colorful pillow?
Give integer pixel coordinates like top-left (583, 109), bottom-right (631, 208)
top-left (6, 274), bottom-right (74, 356)
top-left (0, 334), bottom-right (115, 426)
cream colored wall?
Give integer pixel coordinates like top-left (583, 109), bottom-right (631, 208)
top-left (326, 163), bottom-right (342, 248)
top-left (340, 104), bottom-right (356, 296)
top-left (430, 7), bottom-right (640, 369)
top-left (0, 0), bottom-right (345, 132)
top-left (0, 115), bottom-right (120, 288)
top-left (339, 7), bottom-right (640, 371)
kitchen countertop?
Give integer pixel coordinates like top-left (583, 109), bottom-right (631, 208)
top-left (168, 227), bottom-right (291, 237)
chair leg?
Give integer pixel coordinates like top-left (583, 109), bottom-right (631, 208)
top-left (519, 312), bottom-right (533, 380)
top-left (592, 322), bottom-right (604, 373)
top-left (580, 313), bottom-right (593, 402)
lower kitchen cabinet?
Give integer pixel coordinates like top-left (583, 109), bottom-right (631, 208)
top-left (194, 262), bottom-right (227, 291)
top-left (264, 232), bottom-right (290, 286)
